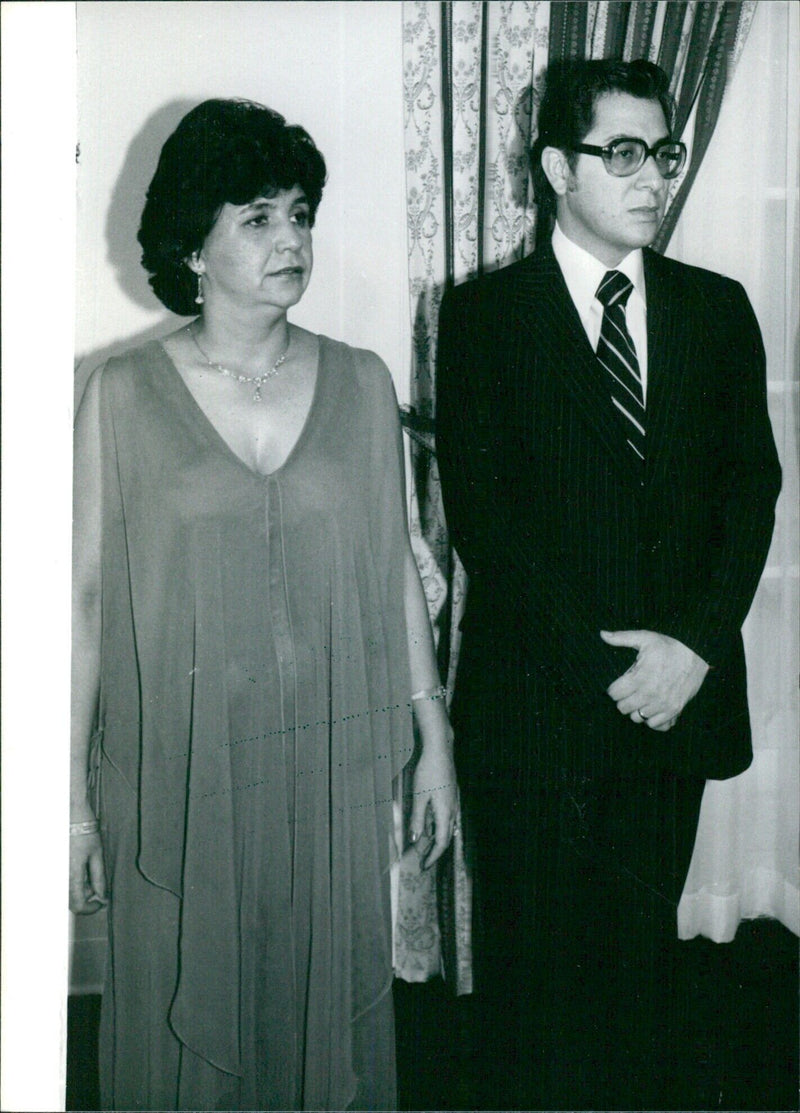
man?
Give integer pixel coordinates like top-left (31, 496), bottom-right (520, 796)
top-left (436, 59), bottom-right (780, 1110)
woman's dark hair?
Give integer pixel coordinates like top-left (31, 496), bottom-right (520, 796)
top-left (531, 59), bottom-right (676, 231)
top-left (138, 99), bottom-right (327, 315)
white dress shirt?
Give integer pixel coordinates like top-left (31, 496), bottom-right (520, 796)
top-left (551, 221), bottom-right (649, 402)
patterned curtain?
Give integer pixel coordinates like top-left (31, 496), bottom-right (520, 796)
top-left (396, 0), bottom-right (757, 993)
top-left (397, 0), bottom-right (551, 993)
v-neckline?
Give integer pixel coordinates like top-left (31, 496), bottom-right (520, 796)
top-left (154, 335), bottom-right (325, 480)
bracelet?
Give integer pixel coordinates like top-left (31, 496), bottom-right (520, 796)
top-left (411, 685), bottom-right (448, 703)
top-left (70, 819), bottom-right (99, 837)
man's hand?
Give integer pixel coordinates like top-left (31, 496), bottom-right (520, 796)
top-left (600, 629), bottom-right (710, 731)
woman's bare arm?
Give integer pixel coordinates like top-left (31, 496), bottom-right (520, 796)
top-left (69, 372), bottom-right (107, 913)
top-left (403, 542), bottom-right (458, 868)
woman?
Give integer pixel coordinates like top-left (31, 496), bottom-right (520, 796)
top-left (70, 98), bottom-right (457, 1112)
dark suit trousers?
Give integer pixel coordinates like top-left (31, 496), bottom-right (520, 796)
top-left (460, 713), bottom-right (705, 1110)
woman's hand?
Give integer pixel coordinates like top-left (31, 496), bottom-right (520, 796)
top-left (69, 829), bottom-right (108, 915)
top-left (402, 543), bottom-right (460, 868)
top-left (409, 738), bottom-right (459, 870)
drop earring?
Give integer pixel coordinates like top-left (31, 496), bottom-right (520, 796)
top-left (195, 273), bottom-right (204, 305)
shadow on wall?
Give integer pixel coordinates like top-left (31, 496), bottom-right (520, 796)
top-left (75, 99), bottom-right (196, 406)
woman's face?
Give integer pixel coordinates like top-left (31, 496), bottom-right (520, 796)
top-left (195, 184), bottom-right (313, 314)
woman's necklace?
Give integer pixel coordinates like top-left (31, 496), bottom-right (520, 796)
top-left (189, 325), bottom-right (290, 402)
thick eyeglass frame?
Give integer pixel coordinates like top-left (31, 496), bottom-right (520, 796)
top-left (572, 136), bottom-right (688, 179)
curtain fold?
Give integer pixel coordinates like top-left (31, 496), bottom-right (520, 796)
top-left (667, 0), bottom-right (799, 942)
top-left (397, 0), bottom-right (796, 992)
top-left (654, 3), bottom-right (749, 247)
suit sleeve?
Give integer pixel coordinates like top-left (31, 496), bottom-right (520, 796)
top-left (654, 280), bottom-right (781, 667)
top-left (435, 287), bottom-right (496, 579)
top-left (436, 283), bottom-right (627, 703)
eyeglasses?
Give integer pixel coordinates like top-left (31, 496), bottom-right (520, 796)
top-left (572, 137), bottom-right (687, 180)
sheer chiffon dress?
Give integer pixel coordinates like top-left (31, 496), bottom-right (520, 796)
top-left (93, 336), bottom-right (414, 1110)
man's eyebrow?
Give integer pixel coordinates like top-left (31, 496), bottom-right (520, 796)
top-left (601, 133), bottom-right (666, 142)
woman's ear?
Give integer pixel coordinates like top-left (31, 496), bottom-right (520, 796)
top-left (184, 251), bottom-right (205, 276)
top-left (540, 146), bottom-right (572, 198)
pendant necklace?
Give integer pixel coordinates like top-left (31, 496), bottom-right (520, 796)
top-left (189, 325), bottom-right (290, 402)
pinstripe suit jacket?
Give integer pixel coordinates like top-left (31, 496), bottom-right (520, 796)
top-left (437, 242), bottom-right (781, 785)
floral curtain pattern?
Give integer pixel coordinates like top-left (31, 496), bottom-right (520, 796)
top-left (398, 0), bottom-right (552, 991)
top-left (396, 0), bottom-right (759, 991)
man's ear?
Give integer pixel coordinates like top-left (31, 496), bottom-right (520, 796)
top-left (541, 146), bottom-right (572, 197)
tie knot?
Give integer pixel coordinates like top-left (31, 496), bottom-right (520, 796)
top-left (596, 270), bottom-right (633, 309)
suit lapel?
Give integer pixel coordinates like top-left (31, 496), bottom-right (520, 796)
top-left (511, 247), bottom-right (637, 476)
top-left (643, 249), bottom-right (693, 488)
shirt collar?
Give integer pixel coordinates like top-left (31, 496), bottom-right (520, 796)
top-left (551, 221), bottom-right (646, 312)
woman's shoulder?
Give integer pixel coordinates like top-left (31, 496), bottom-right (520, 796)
top-left (318, 332), bottom-right (387, 371)
top-left (317, 333), bottom-right (395, 400)
top-left (94, 336), bottom-right (169, 388)
top-left (85, 336), bottom-right (182, 420)
top-left (75, 337), bottom-right (170, 446)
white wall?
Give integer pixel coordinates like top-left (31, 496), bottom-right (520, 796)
top-left (76, 0), bottom-right (410, 399)
top-left (3, 7), bottom-right (76, 1110)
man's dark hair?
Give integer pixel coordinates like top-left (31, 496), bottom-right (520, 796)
top-left (138, 98), bottom-right (327, 316)
top-left (531, 59), bottom-right (676, 232)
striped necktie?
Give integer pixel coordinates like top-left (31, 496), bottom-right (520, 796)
top-left (595, 270), bottom-right (645, 461)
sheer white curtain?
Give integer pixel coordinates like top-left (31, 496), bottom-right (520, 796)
top-left (668, 0), bottom-right (799, 941)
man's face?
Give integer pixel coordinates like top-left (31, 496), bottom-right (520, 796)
top-left (556, 92), bottom-right (670, 266)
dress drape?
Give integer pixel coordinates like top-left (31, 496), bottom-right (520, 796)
top-left (94, 336), bottom-right (414, 1111)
